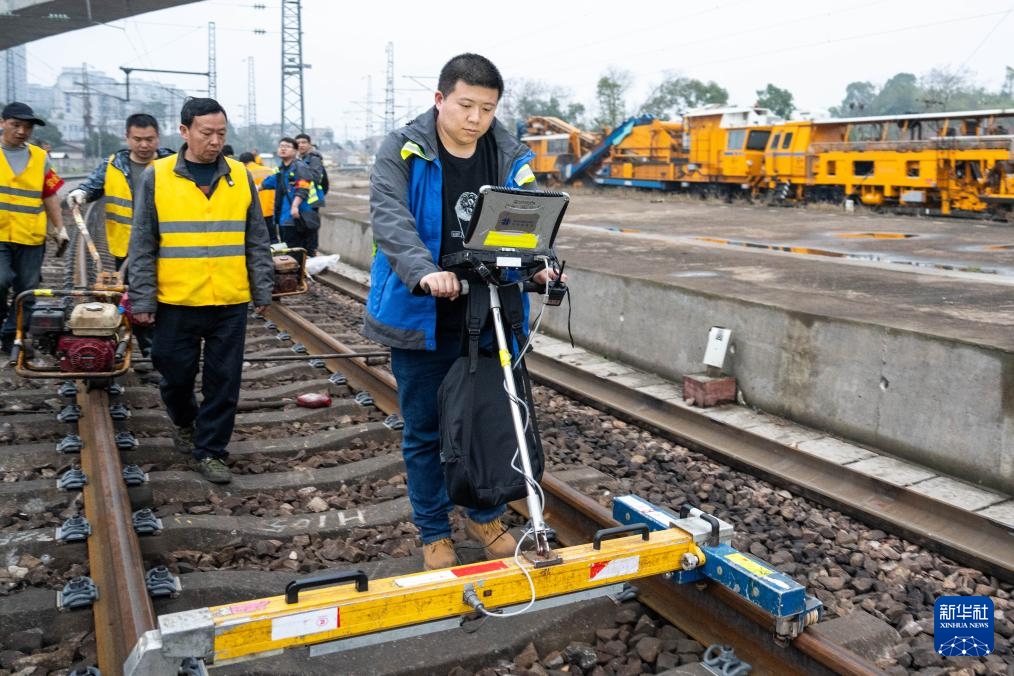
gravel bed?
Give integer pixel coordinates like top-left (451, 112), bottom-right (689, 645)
top-left (156, 522), bottom-right (419, 575)
top-left (156, 475), bottom-right (408, 517)
top-left (528, 386), bottom-right (1013, 675)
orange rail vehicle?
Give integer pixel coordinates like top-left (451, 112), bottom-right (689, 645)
top-left (524, 107), bottom-right (1014, 219)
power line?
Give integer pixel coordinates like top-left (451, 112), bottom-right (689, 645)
top-left (961, 5), bottom-right (1014, 69)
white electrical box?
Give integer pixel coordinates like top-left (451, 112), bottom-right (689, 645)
top-left (703, 326), bottom-right (732, 370)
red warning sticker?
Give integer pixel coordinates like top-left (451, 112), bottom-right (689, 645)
top-left (589, 555), bottom-right (640, 581)
top-left (453, 560), bottom-right (510, 577)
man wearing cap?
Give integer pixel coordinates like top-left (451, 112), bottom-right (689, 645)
top-left (0, 102), bottom-right (67, 354)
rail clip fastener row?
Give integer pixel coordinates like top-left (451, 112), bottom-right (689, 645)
top-left (57, 468), bottom-right (87, 491)
top-left (703, 644), bottom-right (752, 676)
top-left (263, 320), bottom-right (277, 330)
top-left (354, 391), bottom-right (374, 407)
top-left (291, 343), bottom-right (307, 354)
top-left (328, 372), bottom-right (348, 386)
top-left (68, 667), bottom-right (100, 676)
top-left (57, 381), bottom-right (78, 398)
top-left (56, 434), bottom-right (84, 454)
top-left (109, 403), bottom-right (131, 421)
top-left (57, 575), bottom-right (98, 611)
top-left (116, 431), bottom-right (139, 450)
top-left (133, 508), bottom-right (163, 535)
top-left (106, 383), bottom-right (124, 396)
top-left (308, 358), bottom-right (326, 369)
top-left (178, 657), bottom-right (209, 676)
top-left (276, 331), bottom-right (291, 342)
top-left (57, 404), bottom-right (81, 423)
top-left (383, 413), bottom-right (404, 431)
top-left (145, 566), bottom-right (182, 598)
top-left (56, 514), bottom-right (92, 543)
top-left (122, 465), bottom-right (148, 486)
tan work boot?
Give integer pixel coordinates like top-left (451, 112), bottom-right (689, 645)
top-left (422, 538), bottom-right (458, 571)
top-left (465, 518), bottom-right (518, 560)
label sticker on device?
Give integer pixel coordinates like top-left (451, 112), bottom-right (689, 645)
top-left (589, 555), bottom-right (640, 581)
top-left (271, 607), bottom-right (339, 641)
top-left (495, 256), bottom-right (523, 268)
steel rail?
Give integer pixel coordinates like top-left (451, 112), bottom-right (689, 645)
top-left (79, 386), bottom-right (156, 673)
top-left (522, 474), bottom-right (887, 676)
top-left (312, 270), bottom-right (1014, 582)
top-left (525, 353), bottom-right (1014, 583)
top-left (279, 274), bottom-right (884, 675)
top-left (264, 303), bottom-right (400, 414)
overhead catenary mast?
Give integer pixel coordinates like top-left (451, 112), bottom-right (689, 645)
top-left (207, 22), bottom-right (217, 99)
top-left (384, 42), bottom-right (395, 134)
top-left (280, 0), bottom-right (306, 136)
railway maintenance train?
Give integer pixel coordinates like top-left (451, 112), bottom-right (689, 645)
top-left (522, 106), bottom-right (1014, 219)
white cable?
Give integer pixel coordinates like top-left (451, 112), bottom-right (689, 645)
top-left (513, 256), bottom-right (551, 370)
top-left (475, 256), bottom-right (553, 621)
top-left (473, 526), bottom-right (538, 618)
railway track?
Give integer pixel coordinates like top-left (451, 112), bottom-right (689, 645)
top-left (0, 237), bottom-right (1009, 674)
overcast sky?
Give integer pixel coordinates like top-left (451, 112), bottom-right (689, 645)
top-left (22, 0), bottom-right (1014, 139)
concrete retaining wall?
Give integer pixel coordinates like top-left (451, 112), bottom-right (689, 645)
top-left (319, 212), bottom-right (1013, 494)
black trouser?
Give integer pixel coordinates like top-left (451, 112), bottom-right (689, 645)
top-left (0, 242), bottom-right (44, 344)
top-left (305, 207), bottom-right (320, 256)
top-left (115, 255), bottom-right (154, 356)
top-left (279, 209), bottom-right (319, 253)
top-left (265, 216), bottom-right (278, 245)
top-left (151, 302), bottom-right (248, 461)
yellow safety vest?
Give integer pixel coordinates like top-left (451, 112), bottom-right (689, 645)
top-left (103, 155), bottom-right (136, 258)
top-left (245, 161), bottom-right (276, 219)
top-left (153, 155), bottom-right (252, 306)
top-left (0, 143), bottom-right (47, 246)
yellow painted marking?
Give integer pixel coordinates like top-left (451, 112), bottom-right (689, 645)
top-left (33, 289), bottom-right (53, 296)
top-left (483, 231), bottom-right (538, 249)
top-left (499, 349), bottom-right (512, 367)
top-left (725, 552), bottom-right (773, 577)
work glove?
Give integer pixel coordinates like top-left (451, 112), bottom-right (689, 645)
top-left (48, 224), bottom-right (70, 258)
top-left (66, 189), bottom-right (87, 207)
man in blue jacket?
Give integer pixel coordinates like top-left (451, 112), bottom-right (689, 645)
top-left (365, 53), bottom-right (560, 570)
top-left (260, 137), bottom-right (317, 251)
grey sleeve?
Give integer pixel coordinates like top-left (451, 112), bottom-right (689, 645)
top-left (127, 166), bottom-right (159, 313)
top-left (77, 158), bottom-right (108, 200)
top-left (304, 153), bottom-right (324, 184)
top-left (370, 134), bottom-right (438, 291)
top-left (244, 172), bottom-right (275, 306)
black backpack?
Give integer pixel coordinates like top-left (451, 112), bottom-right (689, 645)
top-left (437, 284), bottom-right (544, 509)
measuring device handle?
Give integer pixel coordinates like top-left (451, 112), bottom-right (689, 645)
top-left (284, 569), bottom-right (369, 604)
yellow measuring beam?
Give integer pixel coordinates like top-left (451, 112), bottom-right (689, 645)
top-left (209, 529), bottom-right (702, 663)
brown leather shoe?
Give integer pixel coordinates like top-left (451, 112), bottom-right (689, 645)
top-left (464, 518), bottom-right (518, 560)
top-left (422, 538), bottom-right (458, 570)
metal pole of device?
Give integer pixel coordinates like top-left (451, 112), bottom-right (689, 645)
top-left (487, 283), bottom-right (551, 554)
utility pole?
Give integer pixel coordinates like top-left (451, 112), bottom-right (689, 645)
top-left (384, 42), bottom-right (395, 134)
top-left (365, 75), bottom-right (374, 139)
top-left (4, 50), bottom-right (15, 102)
top-left (80, 63), bottom-right (96, 158)
top-left (208, 22), bottom-right (218, 99)
top-left (247, 57), bottom-right (257, 148)
top-left (280, 0), bottom-right (306, 136)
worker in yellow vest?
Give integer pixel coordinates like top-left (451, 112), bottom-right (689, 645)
top-left (0, 102), bottom-right (68, 354)
top-left (67, 113), bottom-right (174, 269)
top-left (240, 151), bottom-right (278, 243)
top-left (128, 99), bottom-right (274, 484)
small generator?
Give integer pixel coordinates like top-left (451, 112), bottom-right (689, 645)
top-left (12, 290), bottom-right (132, 379)
top-left (271, 246), bottom-right (308, 298)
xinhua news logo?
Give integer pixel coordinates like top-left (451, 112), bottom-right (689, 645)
top-left (934, 596), bottom-right (994, 657)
